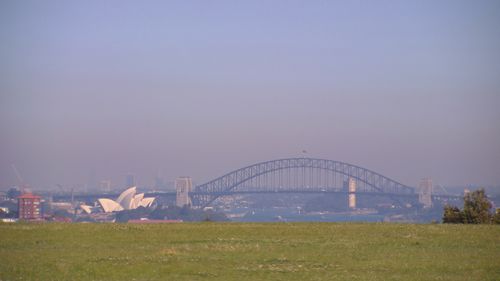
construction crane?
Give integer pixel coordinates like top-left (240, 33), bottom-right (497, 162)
top-left (11, 164), bottom-right (29, 194)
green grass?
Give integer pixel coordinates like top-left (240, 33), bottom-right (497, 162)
top-left (0, 223), bottom-right (499, 281)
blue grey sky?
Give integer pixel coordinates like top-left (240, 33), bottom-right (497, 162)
top-left (1, 1), bottom-right (499, 189)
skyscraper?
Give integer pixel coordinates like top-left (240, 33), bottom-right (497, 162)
top-left (87, 169), bottom-right (97, 191)
top-left (100, 180), bottom-right (112, 193)
top-left (154, 169), bottom-right (165, 190)
top-left (125, 174), bottom-right (136, 188)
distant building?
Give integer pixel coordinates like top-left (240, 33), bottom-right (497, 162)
top-left (125, 174), bottom-right (136, 188)
top-left (154, 169), bottom-right (166, 190)
top-left (418, 178), bottom-right (433, 208)
top-left (18, 193), bottom-right (42, 220)
top-left (87, 169), bottom-right (97, 191)
top-left (0, 191), bottom-right (7, 201)
top-left (176, 177), bottom-right (193, 207)
top-left (154, 176), bottom-right (165, 190)
top-left (50, 202), bottom-right (74, 213)
top-left (100, 180), bottom-right (112, 192)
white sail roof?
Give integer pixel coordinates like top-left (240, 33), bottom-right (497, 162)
top-left (98, 198), bottom-right (124, 213)
top-left (117, 187), bottom-right (137, 210)
top-left (97, 187), bottom-right (155, 213)
top-left (80, 205), bottom-right (93, 214)
top-left (131, 193), bottom-right (144, 209)
top-left (139, 197), bottom-right (155, 208)
top-left (116, 187), bottom-right (137, 205)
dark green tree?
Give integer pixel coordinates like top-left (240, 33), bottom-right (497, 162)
top-left (442, 189), bottom-right (495, 224)
top-left (442, 205), bottom-right (463, 223)
top-left (492, 209), bottom-right (500, 224)
top-left (462, 189), bottom-right (492, 224)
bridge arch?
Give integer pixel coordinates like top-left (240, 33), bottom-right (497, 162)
top-left (191, 158), bottom-right (414, 208)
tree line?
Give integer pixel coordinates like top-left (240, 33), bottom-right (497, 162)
top-left (443, 189), bottom-right (500, 224)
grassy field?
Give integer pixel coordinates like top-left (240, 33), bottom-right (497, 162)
top-left (0, 223), bottom-right (499, 281)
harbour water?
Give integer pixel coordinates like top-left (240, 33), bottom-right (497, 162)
top-left (226, 207), bottom-right (385, 222)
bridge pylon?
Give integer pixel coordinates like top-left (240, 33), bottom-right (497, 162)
top-left (176, 177), bottom-right (193, 207)
top-left (348, 177), bottom-right (356, 209)
top-left (418, 178), bottom-right (433, 208)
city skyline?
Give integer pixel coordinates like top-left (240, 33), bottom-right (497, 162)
top-left (1, 1), bottom-right (500, 189)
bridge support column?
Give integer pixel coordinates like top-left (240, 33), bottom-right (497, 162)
top-left (176, 177), bottom-right (193, 207)
top-left (418, 178), bottom-right (433, 208)
top-left (348, 178), bottom-right (356, 209)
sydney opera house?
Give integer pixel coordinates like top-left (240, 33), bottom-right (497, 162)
top-left (80, 187), bottom-right (155, 214)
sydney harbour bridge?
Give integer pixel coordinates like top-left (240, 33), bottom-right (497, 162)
top-left (188, 158), bottom-right (424, 208)
top-left (55, 157), bottom-right (460, 209)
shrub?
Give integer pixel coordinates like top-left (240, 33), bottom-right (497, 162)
top-left (442, 205), bottom-right (463, 223)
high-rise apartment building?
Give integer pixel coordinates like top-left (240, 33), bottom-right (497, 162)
top-left (176, 177), bottom-right (193, 207)
top-left (18, 193), bottom-right (42, 220)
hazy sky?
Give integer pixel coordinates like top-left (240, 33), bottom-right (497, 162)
top-left (1, 1), bottom-right (499, 189)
